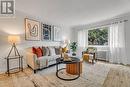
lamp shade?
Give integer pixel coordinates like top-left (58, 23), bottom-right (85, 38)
top-left (8, 35), bottom-right (20, 44)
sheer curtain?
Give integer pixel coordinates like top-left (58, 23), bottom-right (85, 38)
top-left (109, 22), bottom-right (127, 65)
top-left (77, 30), bottom-right (87, 57)
top-left (78, 29), bottom-right (87, 47)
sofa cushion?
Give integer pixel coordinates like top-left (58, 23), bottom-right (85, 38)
top-left (32, 47), bottom-right (36, 54)
top-left (46, 47), bottom-right (50, 56)
top-left (35, 47), bottom-right (43, 58)
top-left (48, 55), bottom-right (61, 61)
top-left (48, 47), bottom-right (56, 56)
top-left (55, 47), bottom-right (61, 55)
top-left (37, 56), bottom-right (48, 68)
top-left (42, 46), bottom-right (47, 56)
top-left (37, 56), bottom-right (57, 67)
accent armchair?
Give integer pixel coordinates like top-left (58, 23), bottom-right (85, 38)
top-left (82, 47), bottom-right (97, 64)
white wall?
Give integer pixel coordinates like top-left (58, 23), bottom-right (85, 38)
top-left (60, 26), bottom-right (72, 41)
top-left (72, 12), bottom-right (130, 64)
top-left (0, 11), bottom-right (72, 73)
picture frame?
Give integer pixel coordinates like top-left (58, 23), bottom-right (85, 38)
top-left (41, 23), bottom-right (53, 41)
top-left (53, 26), bottom-right (61, 41)
top-left (25, 18), bottom-right (40, 41)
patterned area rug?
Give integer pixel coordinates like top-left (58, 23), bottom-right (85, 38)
top-left (103, 67), bottom-right (130, 87)
top-left (1, 62), bottom-right (129, 87)
top-left (24, 62), bottom-right (110, 87)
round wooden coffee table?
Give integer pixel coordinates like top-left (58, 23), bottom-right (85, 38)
top-left (66, 61), bottom-right (82, 75)
top-left (56, 57), bottom-right (81, 81)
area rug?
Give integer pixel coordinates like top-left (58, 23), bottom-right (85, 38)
top-left (26, 63), bottom-right (110, 87)
top-left (103, 68), bottom-right (130, 87)
top-left (2, 62), bottom-right (122, 87)
top-left (12, 67), bottom-right (129, 87)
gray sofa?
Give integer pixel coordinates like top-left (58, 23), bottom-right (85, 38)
top-left (26, 46), bottom-right (61, 73)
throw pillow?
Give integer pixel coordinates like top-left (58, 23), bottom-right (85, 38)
top-left (32, 47), bottom-right (43, 58)
top-left (35, 47), bottom-right (43, 58)
top-left (46, 47), bottom-right (50, 56)
top-left (88, 49), bottom-right (93, 53)
top-left (42, 46), bottom-right (47, 56)
top-left (32, 47), bottom-right (36, 54)
top-left (55, 47), bottom-right (61, 55)
top-left (49, 47), bottom-right (56, 56)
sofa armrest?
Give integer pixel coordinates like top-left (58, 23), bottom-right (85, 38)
top-left (26, 52), bottom-right (38, 70)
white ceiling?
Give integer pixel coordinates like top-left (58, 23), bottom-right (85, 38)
top-left (16, 0), bottom-right (130, 26)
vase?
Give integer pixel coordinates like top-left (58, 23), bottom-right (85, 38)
top-left (72, 52), bottom-right (76, 56)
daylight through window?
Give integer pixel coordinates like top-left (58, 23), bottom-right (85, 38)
top-left (88, 27), bottom-right (109, 46)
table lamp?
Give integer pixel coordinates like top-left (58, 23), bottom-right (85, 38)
top-left (7, 35), bottom-right (20, 57)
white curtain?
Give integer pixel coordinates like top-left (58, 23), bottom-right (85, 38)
top-left (109, 22), bottom-right (127, 65)
top-left (78, 30), bottom-right (87, 47)
top-left (77, 30), bottom-right (87, 57)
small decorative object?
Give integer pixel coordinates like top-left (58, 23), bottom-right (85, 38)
top-left (61, 39), bottom-right (70, 57)
top-left (42, 24), bottom-right (52, 40)
top-left (53, 26), bottom-right (61, 41)
top-left (63, 53), bottom-right (69, 61)
top-left (70, 42), bottom-right (77, 56)
top-left (63, 53), bottom-right (72, 61)
top-left (25, 18), bottom-right (40, 41)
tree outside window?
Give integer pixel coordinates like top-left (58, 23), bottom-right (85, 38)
top-left (88, 27), bottom-right (108, 45)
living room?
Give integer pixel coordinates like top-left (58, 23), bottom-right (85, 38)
top-left (0, 0), bottom-right (130, 87)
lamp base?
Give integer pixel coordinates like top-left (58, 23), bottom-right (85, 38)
top-left (7, 43), bottom-right (20, 57)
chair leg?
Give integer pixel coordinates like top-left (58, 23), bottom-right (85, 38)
top-left (34, 70), bottom-right (36, 73)
top-left (92, 59), bottom-right (94, 64)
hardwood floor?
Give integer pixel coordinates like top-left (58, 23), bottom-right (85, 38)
top-left (0, 62), bottom-right (130, 87)
top-left (0, 68), bottom-right (33, 87)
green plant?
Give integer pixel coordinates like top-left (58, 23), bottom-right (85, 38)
top-left (88, 27), bottom-right (108, 45)
top-left (70, 42), bottom-right (77, 52)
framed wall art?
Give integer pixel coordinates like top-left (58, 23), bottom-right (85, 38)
top-left (53, 26), bottom-right (61, 41)
top-left (25, 18), bottom-right (40, 41)
top-left (42, 24), bottom-right (52, 41)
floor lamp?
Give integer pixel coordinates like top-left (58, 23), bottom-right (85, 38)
top-left (7, 35), bottom-right (20, 57)
top-left (6, 35), bottom-right (22, 76)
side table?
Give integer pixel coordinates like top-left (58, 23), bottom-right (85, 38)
top-left (5, 56), bottom-right (23, 76)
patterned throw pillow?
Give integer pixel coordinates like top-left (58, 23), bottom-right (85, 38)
top-left (88, 49), bottom-right (93, 53)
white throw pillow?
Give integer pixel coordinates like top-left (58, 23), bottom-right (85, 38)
top-left (45, 47), bottom-right (50, 56)
top-left (49, 47), bottom-right (56, 56)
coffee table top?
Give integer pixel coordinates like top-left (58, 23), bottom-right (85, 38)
top-left (56, 57), bottom-right (80, 64)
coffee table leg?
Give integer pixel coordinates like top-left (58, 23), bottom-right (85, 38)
top-left (56, 62), bottom-right (58, 77)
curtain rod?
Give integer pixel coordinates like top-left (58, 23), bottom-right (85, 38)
top-left (86, 19), bottom-right (128, 29)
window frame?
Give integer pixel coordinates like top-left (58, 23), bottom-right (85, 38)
top-left (87, 26), bottom-right (110, 47)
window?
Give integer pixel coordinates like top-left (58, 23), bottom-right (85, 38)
top-left (88, 27), bottom-right (109, 46)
